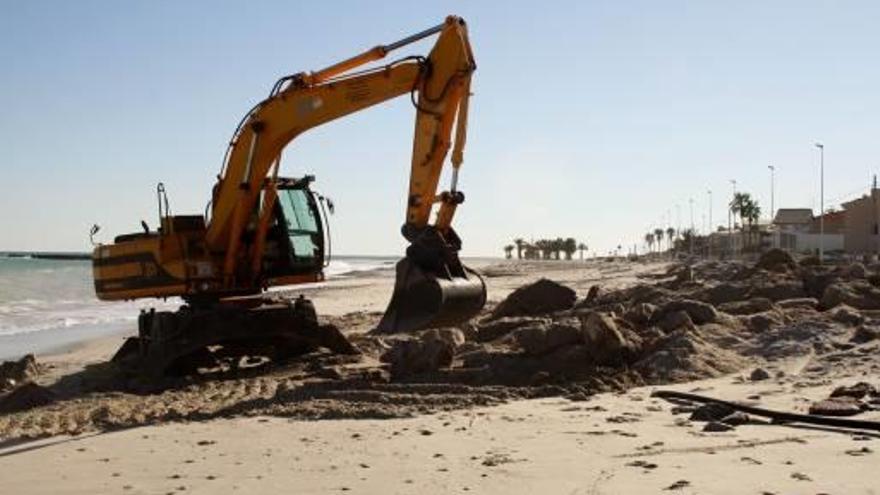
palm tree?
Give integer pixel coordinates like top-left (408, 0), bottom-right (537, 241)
top-left (645, 233), bottom-right (655, 253)
top-left (730, 192), bottom-right (757, 250)
top-left (503, 244), bottom-right (514, 259)
top-left (653, 228), bottom-right (665, 252)
top-left (535, 239), bottom-right (551, 260)
top-left (563, 238), bottom-right (577, 260)
top-left (553, 237), bottom-right (565, 260)
top-left (666, 227), bottom-right (675, 255)
top-left (577, 242), bottom-right (588, 260)
top-left (513, 238), bottom-right (525, 260)
top-left (742, 198), bottom-right (761, 250)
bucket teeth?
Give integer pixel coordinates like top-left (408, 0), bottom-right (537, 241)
top-left (375, 257), bottom-right (486, 334)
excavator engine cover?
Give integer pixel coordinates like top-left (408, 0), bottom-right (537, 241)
top-left (376, 227), bottom-right (486, 333)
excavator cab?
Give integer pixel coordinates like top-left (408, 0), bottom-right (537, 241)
top-left (259, 176), bottom-right (328, 283)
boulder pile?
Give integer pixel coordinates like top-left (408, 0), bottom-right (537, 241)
top-left (378, 253), bottom-right (880, 394)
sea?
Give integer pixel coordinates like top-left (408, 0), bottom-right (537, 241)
top-left (0, 254), bottom-right (398, 360)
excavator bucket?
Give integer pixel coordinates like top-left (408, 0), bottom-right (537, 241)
top-left (375, 257), bottom-right (486, 333)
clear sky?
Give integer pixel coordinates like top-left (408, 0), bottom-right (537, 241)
top-left (2, 1), bottom-right (879, 256)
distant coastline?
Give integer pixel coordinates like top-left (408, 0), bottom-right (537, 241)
top-left (0, 251), bottom-right (91, 260)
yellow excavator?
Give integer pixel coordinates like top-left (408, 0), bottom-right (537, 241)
top-left (91, 16), bottom-right (486, 377)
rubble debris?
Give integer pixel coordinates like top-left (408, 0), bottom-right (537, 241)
top-left (749, 368), bottom-right (771, 381)
top-left (490, 278), bottom-right (576, 319)
top-left (846, 262), bottom-right (868, 279)
top-left (756, 248), bottom-right (797, 272)
top-left (690, 402), bottom-right (735, 422)
top-left (703, 421), bottom-right (734, 432)
top-left (776, 298), bottom-right (819, 310)
top-left (851, 325), bottom-right (880, 343)
top-left (830, 305), bottom-right (864, 326)
top-left (381, 332), bottom-right (457, 377)
top-left (808, 398), bottom-right (864, 417)
top-left (0, 383), bottom-right (56, 413)
top-left (659, 310), bottom-right (694, 332)
top-left (580, 313), bottom-right (631, 365)
top-left (624, 302), bottom-right (656, 326)
top-left (718, 298), bottom-right (774, 315)
top-left (653, 299), bottom-right (718, 325)
top-left (701, 283), bottom-right (751, 305)
top-left (0, 354), bottom-right (40, 391)
top-left (475, 317), bottom-right (548, 343)
top-left (513, 320), bottom-right (581, 356)
top-left (751, 280), bottom-right (806, 302)
top-left (830, 382), bottom-right (876, 400)
top-left (821, 282), bottom-right (880, 310)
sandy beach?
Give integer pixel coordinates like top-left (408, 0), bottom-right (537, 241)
top-left (1, 257), bottom-right (879, 494)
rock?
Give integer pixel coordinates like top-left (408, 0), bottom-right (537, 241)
top-left (625, 303), bottom-right (656, 326)
top-left (802, 271), bottom-right (840, 298)
top-left (656, 299), bottom-right (718, 325)
top-left (490, 279), bottom-right (577, 319)
top-left (777, 298), bottom-right (819, 310)
top-left (800, 255), bottom-right (821, 267)
top-left (821, 282), bottom-right (880, 310)
top-left (752, 281), bottom-right (806, 302)
top-left (703, 421), bottom-right (735, 432)
top-left (808, 397), bottom-right (864, 417)
top-left (584, 285), bottom-right (601, 304)
top-left (513, 325), bottom-right (547, 355)
top-left (756, 248), bottom-right (797, 272)
top-left (830, 304), bottom-right (864, 326)
top-left (545, 320), bottom-right (584, 350)
top-left (381, 335), bottom-right (456, 377)
top-left (659, 310), bottom-right (694, 332)
top-left (846, 262), bottom-right (868, 279)
top-left (701, 283), bottom-right (752, 305)
top-left (851, 325), bottom-right (880, 343)
top-left (0, 354), bottom-right (40, 389)
top-left (580, 312), bottom-right (629, 364)
top-left (749, 368), bottom-right (771, 381)
top-left (674, 266), bottom-right (694, 284)
top-left (0, 382), bottom-right (55, 413)
top-left (475, 316), bottom-right (546, 343)
top-left (423, 328), bottom-right (466, 349)
top-left (746, 312), bottom-right (783, 333)
top-left (830, 382), bottom-right (877, 399)
top-left (513, 320), bottom-right (581, 356)
top-left (718, 298), bottom-right (774, 315)
top-left (690, 402), bottom-right (735, 421)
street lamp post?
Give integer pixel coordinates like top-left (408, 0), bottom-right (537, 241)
top-left (768, 165), bottom-right (775, 223)
top-left (729, 179), bottom-right (737, 257)
top-left (707, 189), bottom-right (713, 258)
top-left (689, 197), bottom-right (695, 255)
top-left (815, 143), bottom-right (824, 264)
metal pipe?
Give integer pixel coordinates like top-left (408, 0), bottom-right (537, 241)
top-left (385, 22), bottom-right (446, 52)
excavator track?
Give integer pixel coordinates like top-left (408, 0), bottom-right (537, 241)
top-left (112, 296), bottom-right (357, 380)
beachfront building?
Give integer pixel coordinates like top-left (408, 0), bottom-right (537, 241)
top-left (841, 188), bottom-right (880, 255)
top-left (767, 208), bottom-right (844, 254)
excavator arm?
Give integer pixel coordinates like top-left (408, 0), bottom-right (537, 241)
top-left (207, 16), bottom-right (484, 332)
top-left (207, 16), bottom-right (475, 283)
